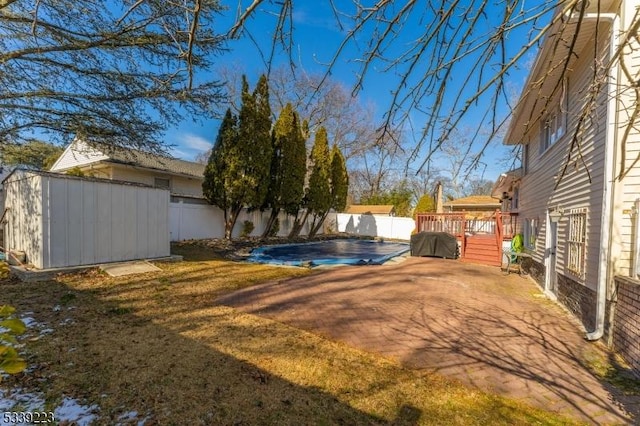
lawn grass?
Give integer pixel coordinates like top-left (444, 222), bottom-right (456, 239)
top-left (0, 245), bottom-right (585, 425)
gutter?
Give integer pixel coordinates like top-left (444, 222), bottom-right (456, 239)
top-left (583, 12), bottom-right (619, 341)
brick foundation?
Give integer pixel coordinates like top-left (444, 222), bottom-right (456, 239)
top-left (522, 262), bottom-right (640, 375)
top-left (556, 274), bottom-right (598, 333)
top-left (522, 258), bottom-right (598, 333)
top-left (522, 257), bottom-right (544, 286)
top-left (612, 276), bottom-right (640, 376)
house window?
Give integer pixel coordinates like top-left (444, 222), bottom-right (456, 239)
top-left (523, 218), bottom-right (538, 250)
top-left (567, 208), bottom-right (587, 277)
top-left (154, 177), bottom-right (171, 190)
top-left (539, 109), bottom-right (566, 154)
top-left (511, 187), bottom-right (519, 211)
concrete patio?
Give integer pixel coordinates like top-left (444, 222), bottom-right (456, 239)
top-left (217, 256), bottom-right (640, 425)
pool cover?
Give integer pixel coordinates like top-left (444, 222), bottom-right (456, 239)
top-left (247, 239), bottom-right (410, 266)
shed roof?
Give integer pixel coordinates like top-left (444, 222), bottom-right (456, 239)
top-left (345, 205), bottom-right (395, 215)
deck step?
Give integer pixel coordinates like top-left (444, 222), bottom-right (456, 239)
top-left (463, 235), bottom-right (502, 266)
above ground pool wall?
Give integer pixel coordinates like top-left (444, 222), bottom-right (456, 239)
top-left (4, 170), bottom-right (170, 269)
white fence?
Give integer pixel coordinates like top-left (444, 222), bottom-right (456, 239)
top-left (331, 213), bottom-right (415, 241)
top-left (169, 200), bottom-right (318, 241)
top-left (170, 203), bottom-right (416, 242)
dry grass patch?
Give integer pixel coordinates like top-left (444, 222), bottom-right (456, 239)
top-left (0, 247), bottom-right (582, 425)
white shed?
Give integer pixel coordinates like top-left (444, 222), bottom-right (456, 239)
top-left (3, 169), bottom-right (170, 269)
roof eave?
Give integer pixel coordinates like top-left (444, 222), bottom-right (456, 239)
top-left (504, 4), bottom-right (613, 145)
top-left (104, 159), bottom-right (204, 180)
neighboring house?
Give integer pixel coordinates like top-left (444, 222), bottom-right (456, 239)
top-left (443, 195), bottom-right (500, 218)
top-left (502, 0), bottom-right (640, 361)
top-left (50, 138), bottom-right (206, 201)
top-left (491, 168), bottom-right (522, 214)
top-left (345, 205), bottom-right (396, 216)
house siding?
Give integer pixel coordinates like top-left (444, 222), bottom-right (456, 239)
top-left (519, 33), bottom-right (610, 295)
top-left (50, 139), bottom-right (109, 171)
top-left (614, 2), bottom-right (640, 278)
top-left (109, 165), bottom-right (203, 198)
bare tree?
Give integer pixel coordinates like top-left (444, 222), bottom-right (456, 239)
top-left (226, 0), bottom-right (640, 185)
top-left (349, 126), bottom-right (408, 202)
top-left (215, 65), bottom-right (378, 160)
top-left (1, 0), bottom-right (226, 152)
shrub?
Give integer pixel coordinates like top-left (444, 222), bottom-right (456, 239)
top-left (240, 220), bottom-right (255, 238)
top-left (414, 194), bottom-right (436, 218)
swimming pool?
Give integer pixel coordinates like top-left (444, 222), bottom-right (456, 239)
top-left (247, 239), bottom-right (410, 266)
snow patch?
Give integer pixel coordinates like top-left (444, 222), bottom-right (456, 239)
top-left (54, 397), bottom-right (99, 426)
top-left (0, 389), bottom-right (100, 426)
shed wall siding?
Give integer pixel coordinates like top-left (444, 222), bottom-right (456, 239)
top-left (518, 34), bottom-right (609, 292)
top-left (4, 173), bottom-right (44, 268)
top-left (41, 177), bottom-right (170, 268)
top-left (5, 171), bottom-right (170, 269)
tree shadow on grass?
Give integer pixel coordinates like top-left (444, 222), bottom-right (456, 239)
top-left (0, 277), bottom-right (390, 425)
top-left (0, 261), bottom-right (577, 426)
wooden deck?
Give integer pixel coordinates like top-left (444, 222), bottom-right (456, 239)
top-left (415, 210), bottom-right (516, 266)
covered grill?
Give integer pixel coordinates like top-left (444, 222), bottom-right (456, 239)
top-left (410, 232), bottom-right (458, 259)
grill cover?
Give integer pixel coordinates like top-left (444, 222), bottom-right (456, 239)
top-left (410, 232), bottom-right (458, 259)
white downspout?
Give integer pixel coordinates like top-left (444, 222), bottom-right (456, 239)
top-left (585, 12), bottom-right (619, 341)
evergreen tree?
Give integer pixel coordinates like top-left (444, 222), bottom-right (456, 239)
top-left (307, 142), bottom-right (348, 236)
top-left (0, 140), bottom-right (63, 170)
top-left (261, 103), bottom-right (306, 238)
top-left (361, 180), bottom-right (413, 217)
top-left (203, 75), bottom-right (273, 239)
top-left (413, 194), bottom-right (436, 218)
top-left (202, 108), bottom-right (241, 239)
top-left (305, 127), bottom-right (332, 237)
top-left (329, 144), bottom-right (348, 212)
top-left (246, 74), bottom-right (273, 209)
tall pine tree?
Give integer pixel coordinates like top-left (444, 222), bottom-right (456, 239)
top-left (202, 108), bottom-right (241, 239)
top-left (203, 74), bottom-right (273, 239)
top-left (307, 142), bottom-right (348, 236)
top-left (303, 127), bottom-right (332, 237)
top-left (247, 74), bottom-right (273, 209)
top-left (330, 144), bottom-right (349, 212)
top-left (261, 103), bottom-right (306, 238)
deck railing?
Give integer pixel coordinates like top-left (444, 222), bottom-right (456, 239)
top-left (415, 211), bottom-right (518, 243)
top-left (415, 213), bottom-right (466, 236)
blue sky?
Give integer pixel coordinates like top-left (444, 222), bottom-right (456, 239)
top-left (166, 1), bottom-right (543, 181)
